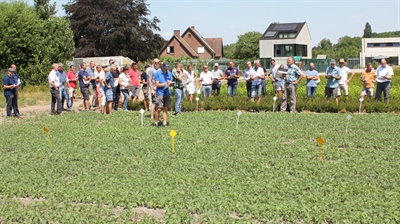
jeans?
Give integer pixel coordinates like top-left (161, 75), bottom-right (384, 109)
top-left (261, 80), bottom-right (267, 96)
top-left (113, 85), bottom-right (120, 110)
top-left (202, 85), bottom-right (212, 98)
top-left (59, 85), bottom-right (71, 110)
top-left (281, 83), bottom-right (297, 112)
top-left (174, 88), bottom-right (184, 113)
top-left (227, 84), bottom-right (238, 97)
top-left (246, 81), bottom-right (252, 98)
top-left (251, 84), bottom-right (262, 98)
top-left (306, 86), bottom-right (317, 97)
top-left (121, 89), bottom-right (129, 110)
top-left (50, 88), bottom-right (62, 114)
top-left (375, 82), bottom-right (390, 103)
top-left (5, 94), bottom-right (19, 117)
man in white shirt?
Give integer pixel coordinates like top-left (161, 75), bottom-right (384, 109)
top-left (268, 59), bottom-right (283, 98)
top-left (244, 61), bottom-right (255, 98)
top-left (251, 61), bottom-right (265, 103)
top-left (375, 59), bottom-right (394, 103)
top-left (211, 63), bottom-right (224, 96)
top-left (48, 63), bottom-right (62, 115)
top-left (199, 65), bottom-right (214, 98)
top-left (338, 58), bottom-right (355, 99)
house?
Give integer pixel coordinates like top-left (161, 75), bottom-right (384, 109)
top-left (259, 22), bottom-right (312, 67)
top-left (360, 37), bottom-right (400, 67)
top-left (160, 26), bottom-right (223, 60)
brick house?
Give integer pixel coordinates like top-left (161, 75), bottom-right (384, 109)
top-left (160, 26), bottom-right (223, 60)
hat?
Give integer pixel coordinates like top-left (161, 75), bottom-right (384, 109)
top-left (339, 58), bottom-right (345, 63)
top-left (330, 59), bottom-right (336, 64)
top-left (8, 68), bottom-right (16, 72)
top-left (214, 63), bottom-right (219, 67)
top-left (162, 62), bottom-right (170, 69)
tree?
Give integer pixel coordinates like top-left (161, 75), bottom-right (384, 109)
top-left (334, 36), bottom-right (362, 59)
top-left (223, 43), bottom-right (236, 59)
top-left (363, 22), bottom-right (372, 38)
top-left (34, 0), bottom-right (57, 20)
top-left (232, 31), bottom-right (262, 60)
top-left (64, 0), bottom-right (165, 62)
top-left (0, 1), bottom-right (74, 86)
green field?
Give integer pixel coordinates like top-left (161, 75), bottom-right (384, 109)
top-left (1, 111), bottom-right (400, 223)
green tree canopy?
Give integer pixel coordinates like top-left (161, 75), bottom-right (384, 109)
top-left (232, 31), bottom-right (262, 60)
top-left (64, 0), bottom-right (165, 62)
top-left (0, 1), bottom-right (74, 86)
top-left (363, 22), bottom-right (372, 38)
top-left (223, 43), bottom-right (236, 59)
top-left (34, 0), bottom-right (57, 20)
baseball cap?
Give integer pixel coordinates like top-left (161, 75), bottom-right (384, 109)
top-left (8, 68), bottom-right (16, 72)
top-left (214, 63), bottom-right (219, 67)
top-left (330, 59), bottom-right (336, 64)
top-left (162, 62), bottom-right (170, 69)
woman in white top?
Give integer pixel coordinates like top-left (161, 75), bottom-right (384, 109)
top-left (95, 65), bottom-right (106, 114)
top-left (185, 65), bottom-right (196, 102)
top-left (119, 66), bottom-right (131, 111)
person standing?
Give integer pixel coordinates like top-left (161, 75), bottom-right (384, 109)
top-left (95, 65), bottom-right (106, 113)
top-left (243, 61), bottom-right (253, 98)
top-left (103, 66), bottom-right (114, 114)
top-left (325, 59), bottom-right (341, 104)
top-left (305, 62), bottom-right (319, 97)
top-left (119, 66), bottom-right (131, 111)
top-left (225, 60), bottom-right (240, 97)
top-left (375, 58), bottom-right (394, 103)
top-left (185, 65), bottom-right (196, 102)
top-left (251, 61), bottom-right (265, 103)
top-left (128, 62), bottom-right (140, 103)
top-left (48, 63), bottom-right (62, 115)
top-left (268, 59), bottom-right (283, 98)
top-left (337, 58), bottom-right (355, 99)
top-left (78, 62), bottom-right (91, 111)
top-left (147, 58), bottom-right (160, 121)
top-left (360, 63), bottom-right (376, 99)
top-left (280, 56), bottom-right (304, 112)
top-left (86, 61), bottom-right (97, 109)
top-left (10, 64), bottom-right (20, 116)
top-left (172, 63), bottom-right (185, 115)
top-left (57, 63), bottom-right (71, 111)
top-left (3, 68), bottom-right (20, 117)
top-left (141, 65), bottom-right (150, 111)
top-left (154, 62), bottom-right (173, 127)
top-left (66, 65), bottom-right (77, 108)
top-left (111, 65), bottom-right (121, 111)
top-left (199, 65), bottom-right (214, 98)
top-left (211, 63), bottom-right (224, 96)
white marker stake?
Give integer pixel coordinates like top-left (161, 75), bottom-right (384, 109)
top-left (359, 98), bottom-right (364, 114)
top-left (273, 96), bottom-right (278, 112)
top-left (236, 111), bottom-right (242, 129)
top-left (139, 109), bottom-right (145, 127)
top-left (346, 115), bottom-right (352, 133)
top-left (195, 97), bottom-right (200, 112)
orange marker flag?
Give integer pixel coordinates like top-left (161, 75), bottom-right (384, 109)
top-left (317, 137), bottom-right (325, 161)
top-left (43, 127), bottom-right (52, 146)
top-left (170, 130), bottom-right (177, 153)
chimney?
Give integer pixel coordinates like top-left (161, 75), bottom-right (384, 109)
top-left (190, 26), bottom-right (195, 29)
top-left (174, 30), bottom-right (180, 37)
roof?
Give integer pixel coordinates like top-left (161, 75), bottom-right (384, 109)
top-left (182, 27), bottom-right (215, 55)
top-left (160, 34), bottom-right (198, 57)
top-left (260, 22), bottom-right (306, 40)
top-left (204, 38), bottom-right (223, 57)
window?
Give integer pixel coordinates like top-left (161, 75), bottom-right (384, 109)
top-left (278, 32), bottom-right (297, 39)
top-left (367, 42), bottom-right (400, 47)
top-left (274, 44), bottom-right (307, 57)
top-left (167, 46), bottom-right (174, 54)
top-left (198, 47), bottom-right (205, 54)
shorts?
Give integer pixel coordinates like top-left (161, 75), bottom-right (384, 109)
top-left (68, 87), bottom-right (76, 98)
top-left (89, 85), bottom-right (97, 96)
top-left (325, 87), bottom-right (339, 99)
top-left (361, 87), bottom-right (374, 97)
top-left (155, 95), bottom-right (171, 109)
top-left (274, 80), bottom-right (284, 91)
top-left (105, 88), bottom-right (113, 102)
top-left (142, 86), bottom-right (149, 100)
top-left (212, 82), bottom-right (221, 93)
top-left (151, 93), bottom-right (156, 103)
top-left (129, 86), bottom-right (140, 97)
top-left (81, 87), bottom-right (89, 100)
top-left (337, 83), bottom-right (349, 96)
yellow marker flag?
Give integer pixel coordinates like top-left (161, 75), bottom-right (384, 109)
top-left (316, 137), bottom-right (325, 161)
top-left (170, 130), bottom-right (177, 153)
top-left (43, 127), bottom-right (52, 146)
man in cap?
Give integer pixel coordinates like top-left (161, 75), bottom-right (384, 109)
top-left (325, 59), bottom-right (341, 104)
top-left (375, 58), bottom-right (394, 103)
top-left (337, 58), bottom-right (355, 99)
top-left (153, 62), bottom-right (173, 127)
top-left (86, 61), bottom-right (97, 109)
top-left (48, 63), bottom-right (62, 115)
top-left (280, 56), bottom-right (304, 112)
top-left (10, 64), bottom-right (21, 116)
top-left (211, 63), bottom-right (224, 96)
top-left (3, 67), bottom-right (20, 117)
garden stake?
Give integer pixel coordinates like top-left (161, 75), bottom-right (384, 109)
top-left (170, 130), bottom-right (177, 154)
top-left (317, 137), bottom-right (325, 161)
top-left (43, 127), bottom-right (52, 146)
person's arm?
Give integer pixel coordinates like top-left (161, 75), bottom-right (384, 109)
top-left (293, 72), bottom-right (304, 85)
top-left (3, 78), bottom-right (17, 89)
top-left (142, 75), bottom-right (147, 85)
top-left (384, 68), bottom-right (394, 80)
top-left (155, 80), bottom-right (169, 88)
top-left (235, 69), bottom-right (240, 79)
top-left (347, 69), bottom-right (355, 83)
top-left (198, 73), bottom-right (203, 88)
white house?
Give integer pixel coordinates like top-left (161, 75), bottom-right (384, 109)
top-left (360, 37), bottom-right (400, 67)
top-left (259, 22), bottom-right (312, 66)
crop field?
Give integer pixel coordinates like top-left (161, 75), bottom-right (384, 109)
top-left (1, 111), bottom-right (400, 223)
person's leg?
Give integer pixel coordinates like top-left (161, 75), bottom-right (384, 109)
top-left (250, 85), bottom-right (256, 101)
top-left (333, 87), bottom-right (339, 104)
top-left (55, 88), bottom-right (62, 113)
top-left (232, 84), bottom-right (238, 96)
top-left (50, 90), bottom-right (56, 113)
top-left (150, 94), bottom-right (156, 120)
top-left (11, 93), bottom-right (20, 117)
top-left (383, 82), bottom-right (390, 103)
top-left (227, 85), bottom-right (232, 97)
top-left (289, 84), bottom-right (297, 112)
top-left (311, 87), bottom-right (317, 98)
top-left (14, 90), bottom-right (19, 116)
top-left (207, 86), bottom-right (212, 97)
top-left (162, 95), bottom-right (171, 125)
top-left (344, 83), bottom-right (349, 99)
top-left (6, 95), bottom-right (13, 116)
top-left (121, 90), bottom-right (129, 110)
top-left (246, 82), bottom-right (252, 98)
top-left (375, 83), bottom-right (383, 101)
top-left (202, 86), bottom-right (206, 98)
top-left (325, 87), bottom-right (330, 102)
top-left (262, 80), bottom-right (267, 96)
top-left (216, 82), bottom-right (221, 96)
top-left (280, 84), bottom-right (288, 112)
top-left (306, 87), bottom-right (311, 97)
top-left (162, 107), bottom-right (168, 124)
top-left (174, 88), bottom-right (182, 113)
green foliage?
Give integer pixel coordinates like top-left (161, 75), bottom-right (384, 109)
top-left (372, 30), bottom-right (400, 38)
top-left (0, 111), bottom-right (400, 222)
top-left (232, 31), bottom-right (262, 60)
top-left (0, 1), bottom-right (74, 86)
top-left (363, 22), bottom-right (372, 38)
top-left (223, 43), bottom-right (235, 59)
top-left (34, 0), bottom-right (57, 20)
top-left (313, 36), bottom-right (361, 59)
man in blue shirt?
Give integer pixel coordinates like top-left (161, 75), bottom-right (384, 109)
top-left (153, 62), bottom-right (173, 127)
top-left (280, 56), bottom-right (304, 112)
top-left (225, 60), bottom-right (240, 97)
top-left (85, 61), bottom-right (98, 109)
top-left (78, 62), bottom-right (91, 110)
top-left (3, 68), bottom-right (20, 117)
top-left (325, 59), bottom-right (341, 104)
top-left (57, 63), bottom-right (71, 111)
top-left (305, 62), bottom-right (319, 97)
top-left (10, 64), bottom-right (21, 116)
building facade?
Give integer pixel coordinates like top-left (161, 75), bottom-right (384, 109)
top-left (360, 37), bottom-right (400, 67)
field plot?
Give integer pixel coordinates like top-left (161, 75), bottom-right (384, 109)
top-left (1, 111), bottom-right (400, 223)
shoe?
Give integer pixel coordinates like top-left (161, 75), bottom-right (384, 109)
top-left (152, 123), bottom-right (158, 127)
top-left (124, 109), bottom-right (129, 111)
top-left (162, 122), bottom-right (168, 127)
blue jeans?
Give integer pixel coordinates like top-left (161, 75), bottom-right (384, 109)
top-left (261, 80), bottom-right (267, 96)
top-left (59, 85), bottom-right (71, 110)
top-left (202, 85), bottom-right (212, 98)
top-left (227, 84), bottom-right (238, 97)
top-left (174, 88), bottom-right (184, 113)
top-left (121, 89), bottom-right (129, 110)
top-left (306, 86), bottom-right (317, 97)
top-left (251, 84), bottom-right (262, 98)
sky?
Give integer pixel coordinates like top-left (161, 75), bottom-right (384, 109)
top-left (28, 0), bottom-right (400, 46)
